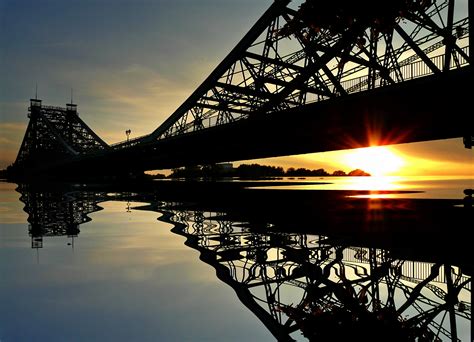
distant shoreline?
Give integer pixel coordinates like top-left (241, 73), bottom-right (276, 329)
top-left (166, 163), bottom-right (371, 180)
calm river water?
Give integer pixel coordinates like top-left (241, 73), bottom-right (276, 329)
top-left (0, 177), bottom-right (472, 341)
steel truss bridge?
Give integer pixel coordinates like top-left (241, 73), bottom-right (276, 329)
top-left (11, 0), bottom-right (473, 178)
top-left (16, 186), bottom-right (472, 341)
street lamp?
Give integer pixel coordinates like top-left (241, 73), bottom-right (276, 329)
top-left (125, 129), bottom-right (131, 142)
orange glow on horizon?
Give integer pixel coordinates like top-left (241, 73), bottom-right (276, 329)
top-left (219, 139), bottom-right (470, 178)
top-left (342, 146), bottom-right (405, 176)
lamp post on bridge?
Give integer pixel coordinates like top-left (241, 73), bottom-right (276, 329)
top-left (125, 129), bottom-right (131, 143)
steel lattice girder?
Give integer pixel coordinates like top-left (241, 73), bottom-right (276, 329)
top-left (140, 0), bottom-right (470, 144)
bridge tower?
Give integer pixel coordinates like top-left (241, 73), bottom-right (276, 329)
top-left (10, 98), bottom-right (110, 178)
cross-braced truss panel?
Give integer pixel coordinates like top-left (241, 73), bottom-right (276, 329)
top-left (135, 0), bottom-right (470, 145)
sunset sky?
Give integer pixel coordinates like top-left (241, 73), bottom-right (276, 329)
top-left (1, 0), bottom-right (472, 176)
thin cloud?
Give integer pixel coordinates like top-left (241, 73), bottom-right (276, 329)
top-left (0, 137), bottom-right (16, 144)
top-left (0, 122), bottom-right (27, 132)
top-left (76, 64), bottom-right (194, 142)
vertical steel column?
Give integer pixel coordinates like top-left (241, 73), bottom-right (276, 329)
top-left (444, 0), bottom-right (455, 71)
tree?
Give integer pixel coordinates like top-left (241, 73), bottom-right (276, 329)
top-left (348, 169), bottom-right (371, 176)
top-left (332, 170), bottom-right (347, 176)
top-left (311, 168), bottom-right (329, 176)
top-left (237, 164), bottom-right (284, 178)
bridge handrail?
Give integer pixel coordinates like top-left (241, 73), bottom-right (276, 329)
top-left (110, 133), bottom-right (150, 149)
top-left (333, 45), bottom-right (469, 97)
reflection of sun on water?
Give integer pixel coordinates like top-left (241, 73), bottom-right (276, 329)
top-left (340, 146), bottom-right (406, 197)
top-left (343, 176), bottom-right (404, 192)
top-left (343, 146), bottom-right (405, 177)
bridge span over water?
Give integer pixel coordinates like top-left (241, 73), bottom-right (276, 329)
top-left (10, 0), bottom-right (473, 178)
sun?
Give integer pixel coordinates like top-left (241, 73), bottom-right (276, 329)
top-left (342, 146), bottom-right (405, 176)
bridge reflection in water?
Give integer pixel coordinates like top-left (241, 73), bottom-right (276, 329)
top-left (17, 184), bottom-right (471, 341)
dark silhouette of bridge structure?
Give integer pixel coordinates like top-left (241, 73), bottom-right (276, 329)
top-left (9, 0), bottom-right (473, 179)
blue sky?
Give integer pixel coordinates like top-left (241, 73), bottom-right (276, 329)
top-left (0, 0), bottom-right (472, 174)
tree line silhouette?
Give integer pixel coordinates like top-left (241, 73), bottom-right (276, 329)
top-left (168, 163), bottom-right (370, 179)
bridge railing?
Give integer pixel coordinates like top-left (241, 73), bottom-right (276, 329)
top-left (110, 134), bottom-right (150, 149)
top-left (338, 46), bottom-right (469, 95)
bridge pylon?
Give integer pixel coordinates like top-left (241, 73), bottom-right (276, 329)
top-left (10, 98), bottom-right (109, 178)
